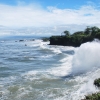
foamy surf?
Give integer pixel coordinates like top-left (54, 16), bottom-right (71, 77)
top-left (0, 37), bottom-right (100, 100)
top-left (71, 41), bottom-right (100, 75)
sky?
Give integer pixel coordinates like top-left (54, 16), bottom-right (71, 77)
top-left (0, 0), bottom-right (100, 36)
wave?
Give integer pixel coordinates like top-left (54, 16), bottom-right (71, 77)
top-left (2, 38), bottom-right (100, 100)
top-left (71, 41), bottom-right (100, 75)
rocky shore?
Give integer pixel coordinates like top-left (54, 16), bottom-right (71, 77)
top-left (82, 78), bottom-right (100, 100)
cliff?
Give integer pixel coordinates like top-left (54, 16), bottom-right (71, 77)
top-left (50, 26), bottom-right (100, 47)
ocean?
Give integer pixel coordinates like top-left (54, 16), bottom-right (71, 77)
top-left (0, 36), bottom-right (100, 100)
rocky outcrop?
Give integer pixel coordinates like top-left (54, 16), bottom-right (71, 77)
top-left (49, 26), bottom-right (100, 47)
top-left (82, 78), bottom-right (100, 100)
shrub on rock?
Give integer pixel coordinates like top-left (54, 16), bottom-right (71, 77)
top-left (82, 92), bottom-right (100, 100)
top-left (94, 78), bottom-right (100, 87)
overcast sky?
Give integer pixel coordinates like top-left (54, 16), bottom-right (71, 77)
top-left (0, 0), bottom-right (100, 36)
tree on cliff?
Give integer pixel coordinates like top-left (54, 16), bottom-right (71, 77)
top-left (91, 26), bottom-right (100, 36)
top-left (84, 26), bottom-right (92, 35)
top-left (50, 26), bottom-right (100, 47)
top-left (84, 26), bottom-right (100, 36)
top-left (73, 31), bottom-right (84, 36)
top-left (61, 30), bottom-right (70, 36)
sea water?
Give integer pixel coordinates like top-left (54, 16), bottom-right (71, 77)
top-left (0, 36), bottom-right (100, 100)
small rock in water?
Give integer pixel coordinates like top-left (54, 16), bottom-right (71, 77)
top-left (19, 40), bottom-right (24, 42)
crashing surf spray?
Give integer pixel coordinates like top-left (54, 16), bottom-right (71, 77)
top-left (71, 41), bottom-right (100, 75)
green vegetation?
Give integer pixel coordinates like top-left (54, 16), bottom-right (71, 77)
top-left (63, 30), bottom-right (70, 36)
top-left (94, 78), bottom-right (100, 87)
top-left (83, 93), bottom-right (100, 100)
top-left (82, 78), bottom-right (100, 100)
top-left (42, 37), bottom-right (50, 42)
top-left (50, 26), bottom-right (100, 47)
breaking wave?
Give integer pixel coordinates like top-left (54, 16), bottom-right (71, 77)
top-left (71, 41), bottom-right (100, 75)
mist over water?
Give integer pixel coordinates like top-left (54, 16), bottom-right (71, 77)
top-left (0, 37), bottom-right (100, 100)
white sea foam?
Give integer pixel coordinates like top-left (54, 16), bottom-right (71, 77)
top-left (2, 38), bottom-right (100, 100)
top-left (22, 55), bottom-right (72, 81)
top-left (40, 44), bottom-right (62, 54)
top-left (68, 69), bottom-right (100, 100)
top-left (26, 39), bottom-right (43, 47)
top-left (71, 41), bottom-right (100, 75)
top-left (48, 55), bottom-right (72, 77)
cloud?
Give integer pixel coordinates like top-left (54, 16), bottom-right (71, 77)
top-left (0, 2), bottom-right (100, 36)
top-left (0, 3), bottom-right (100, 27)
top-left (0, 24), bottom-right (94, 36)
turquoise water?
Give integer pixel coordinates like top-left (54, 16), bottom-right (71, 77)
top-left (0, 37), bottom-right (100, 100)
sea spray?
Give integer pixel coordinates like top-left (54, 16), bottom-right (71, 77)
top-left (71, 41), bottom-right (100, 75)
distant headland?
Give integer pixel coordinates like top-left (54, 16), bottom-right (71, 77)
top-left (49, 26), bottom-right (100, 47)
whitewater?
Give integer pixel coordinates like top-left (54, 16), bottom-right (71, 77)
top-left (0, 37), bottom-right (100, 100)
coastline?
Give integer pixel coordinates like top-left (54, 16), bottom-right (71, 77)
top-left (49, 26), bottom-right (100, 47)
top-left (49, 26), bottom-right (100, 99)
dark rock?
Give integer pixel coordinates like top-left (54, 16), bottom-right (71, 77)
top-left (94, 78), bottom-right (100, 87)
top-left (50, 35), bottom-right (94, 47)
top-left (49, 26), bottom-right (100, 47)
top-left (19, 40), bottom-right (24, 42)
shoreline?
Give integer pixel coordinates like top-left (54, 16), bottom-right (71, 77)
top-left (49, 26), bottom-right (100, 47)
